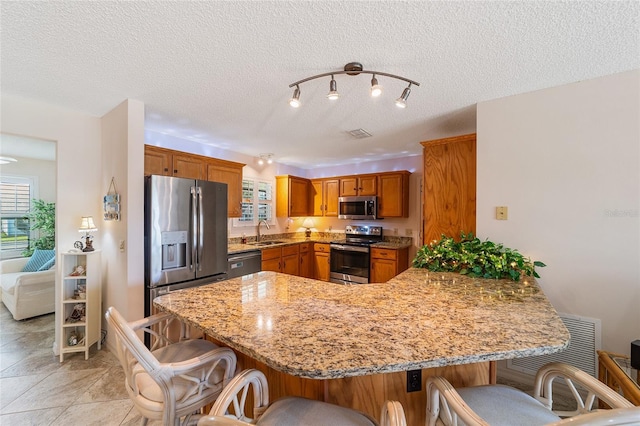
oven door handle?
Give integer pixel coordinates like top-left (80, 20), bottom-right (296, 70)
top-left (330, 244), bottom-right (370, 253)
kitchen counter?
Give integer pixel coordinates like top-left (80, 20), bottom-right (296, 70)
top-left (228, 237), bottom-right (411, 254)
top-left (153, 268), bottom-right (568, 423)
top-left (154, 268), bottom-right (568, 379)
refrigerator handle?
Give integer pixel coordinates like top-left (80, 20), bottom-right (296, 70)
top-left (190, 186), bottom-right (197, 271)
top-left (197, 186), bottom-right (204, 272)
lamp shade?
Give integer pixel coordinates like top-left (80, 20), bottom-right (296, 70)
top-left (78, 216), bottom-right (97, 232)
top-left (302, 218), bottom-right (314, 229)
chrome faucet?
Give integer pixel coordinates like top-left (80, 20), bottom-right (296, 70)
top-left (257, 220), bottom-right (270, 242)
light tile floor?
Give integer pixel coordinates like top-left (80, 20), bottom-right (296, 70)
top-left (0, 303), bottom-right (160, 425)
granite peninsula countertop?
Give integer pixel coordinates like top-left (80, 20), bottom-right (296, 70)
top-left (153, 269), bottom-right (569, 380)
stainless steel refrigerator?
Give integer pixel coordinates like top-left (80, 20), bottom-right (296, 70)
top-left (144, 175), bottom-right (228, 318)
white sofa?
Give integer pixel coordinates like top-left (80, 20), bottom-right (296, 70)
top-left (1, 257), bottom-right (55, 320)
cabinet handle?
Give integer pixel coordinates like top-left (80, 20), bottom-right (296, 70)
top-left (174, 169), bottom-right (178, 173)
top-left (164, 168), bottom-right (169, 172)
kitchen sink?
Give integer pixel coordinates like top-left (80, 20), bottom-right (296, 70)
top-left (248, 240), bottom-right (285, 246)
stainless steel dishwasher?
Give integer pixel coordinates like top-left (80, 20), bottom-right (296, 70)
top-left (227, 250), bottom-right (262, 278)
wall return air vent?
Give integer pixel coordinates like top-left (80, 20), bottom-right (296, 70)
top-left (507, 312), bottom-right (602, 378)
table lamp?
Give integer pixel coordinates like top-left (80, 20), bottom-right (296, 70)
top-left (78, 216), bottom-right (97, 252)
top-left (302, 218), bottom-right (314, 238)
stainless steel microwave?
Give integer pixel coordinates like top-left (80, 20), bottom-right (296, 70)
top-left (338, 196), bottom-right (377, 220)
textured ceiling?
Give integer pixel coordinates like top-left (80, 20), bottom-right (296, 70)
top-left (2, 1), bottom-right (638, 169)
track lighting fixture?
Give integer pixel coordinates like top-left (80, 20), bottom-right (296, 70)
top-left (395, 84), bottom-right (412, 108)
top-left (327, 75), bottom-right (340, 100)
top-left (257, 153), bottom-right (274, 165)
top-left (289, 86), bottom-right (301, 108)
top-left (370, 75), bottom-right (382, 97)
top-left (288, 62), bottom-right (419, 108)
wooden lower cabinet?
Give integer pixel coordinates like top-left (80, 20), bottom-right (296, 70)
top-left (206, 334), bottom-right (490, 426)
top-left (298, 243), bottom-right (313, 278)
top-left (281, 245), bottom-right (299, 276)
top-left (370, 247), bottom-right (409, 283)
top-left (313, 243), bottom-right (330, 281)
top-left (261, 245), bottom-right (300, 276)
top-left (261, 247), bottom-right (282, 272)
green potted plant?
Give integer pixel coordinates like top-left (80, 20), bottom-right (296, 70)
top-left (413, 232), bottom-right (545, 282)
top-left (22, 199), bottom-right (55, 257)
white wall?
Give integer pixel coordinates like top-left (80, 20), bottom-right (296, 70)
top-left (1, 94), bottom-right (102, 353)
top-left (477, 70), bottom-right (640, 355)
top-left (101, 100), bottom-right (145, 325)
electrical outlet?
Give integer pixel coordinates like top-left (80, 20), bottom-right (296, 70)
top-left (392, 228), bottom-right (398, 235)
top-left (407, 369), bottom-right (421, 392)
top-left (405, 228), bottom-right (413, 236)
top-left (119, 240), bottom-right (125, 252)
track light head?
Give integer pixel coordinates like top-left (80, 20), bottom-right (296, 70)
top-left (395, 85), bottom-right (411, 108)
top-left (370, 75), bottom-right (382, 97)
top-left (289, 86), bottom-right (301, 108)
top-left (327, 76), bottom-right (340, 100)
top-left (258, 153), bottom-right (274, 165)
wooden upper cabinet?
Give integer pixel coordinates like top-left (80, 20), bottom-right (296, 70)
top-left (421, 133), bottom-right (476, 245)
top-left (207, 160), bottom-right (244, 218)
top-left (310, 178), bottom-right (339, 216)
top-left (172, 153), bottom-right (206, 180)
top-left (377, 171), bottom-right (410, 218)
top-left (339, 175), bottom-right (377, 196)
top-left (144, 146), bottom-right (172, 176)
top-left (276, 175), bottom-right (310, 217)
top-left (144, 146), bottom-right (245, 218)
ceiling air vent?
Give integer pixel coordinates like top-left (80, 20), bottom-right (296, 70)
top-left (347, 128), bottom-right (372, 139)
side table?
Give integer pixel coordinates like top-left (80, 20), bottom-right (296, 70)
top-left (597, 350), bottom-right (640, 406)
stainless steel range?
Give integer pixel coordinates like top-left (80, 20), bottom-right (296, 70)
top-left (330, 225), bottom-right (383, 285)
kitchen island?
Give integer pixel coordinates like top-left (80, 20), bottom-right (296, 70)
top-left (153, 268), bottom-right (569, 424)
